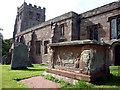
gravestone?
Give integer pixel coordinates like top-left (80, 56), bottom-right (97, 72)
top-left (11, 42), bottom-right (32, 70)
top-left (2, 52), bottom-right (11, 65)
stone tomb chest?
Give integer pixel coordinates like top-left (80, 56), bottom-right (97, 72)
top-left (47, 40), bottom-right (110, 82)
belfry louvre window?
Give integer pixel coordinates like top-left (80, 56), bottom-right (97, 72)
top-left (110, 16), bottom-right (120, 39)
top-left (36, 13), bottom-right (40, 21)
top-left (44, 41), bottom-right (49, 54)
top-left (36, 41), bottom-right (41, 55)
top-left (29, 11), bottom-right (33, 19)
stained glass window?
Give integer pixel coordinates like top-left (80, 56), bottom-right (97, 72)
top-left (118, 18), bottom-right (120, 39)
top-left (111, 19), bottom-right (117, 39)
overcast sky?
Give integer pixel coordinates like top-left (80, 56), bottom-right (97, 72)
top-left (0, 0), bottom-right (117, 39)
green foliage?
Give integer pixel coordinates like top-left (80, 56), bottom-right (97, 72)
top-left (1, 64), bottom-right (46, 88)
top-left (2, 38), bottom-right (12, 56)
top-left (44, 75), bottom-right (94, 88)
top-left (0, 32), bottom-right (2, 36)
top-left (72, 80), bottom-right (94, 88)
top-left (44, 75), bottom-right (54, 80)
top-left (60, 81), bottom-right (71, 88)
top-left (44, 74), bottom-right (61, 83)
top-left (44, 74), bottom-right (71, 88)
top-left (94, 66), bottom-right (120, 88)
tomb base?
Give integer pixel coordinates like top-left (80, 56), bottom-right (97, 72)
top-left (47, 68), bottom-right (110, 82)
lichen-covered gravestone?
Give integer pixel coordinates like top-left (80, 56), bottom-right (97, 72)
top-left (79, 49), bottom-right (96, 75)
top-left (11, 42), bottom-right (32, 70)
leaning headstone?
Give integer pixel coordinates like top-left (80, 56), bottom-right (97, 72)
top-left (11, 42), bottom-right (32, 70)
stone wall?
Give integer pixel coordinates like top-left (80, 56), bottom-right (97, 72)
top-left (13, 1), bottom-right (120, 65)
top-left (15, 2), bottom-right (46, 34)
top-left (15, 11), bottom-right (79, 64)
top-left (80, 1), bottom-right (120, 41)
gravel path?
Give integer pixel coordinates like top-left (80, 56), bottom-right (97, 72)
top-left (19, 76), bottom-right (61, 88)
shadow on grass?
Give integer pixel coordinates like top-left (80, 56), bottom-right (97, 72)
top-left (19, 68), bottom-right (46, 71)
top-left (13, 68), bottom-right (46, 81)
top-left (93, 75), bottom-right (120, 86)
top-left (39, 64), bottom-right (48, 66)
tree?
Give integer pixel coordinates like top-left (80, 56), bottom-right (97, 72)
top-left (2, 38), bottom-right (12, 56)
top-left (0, 28), bottom-right (3, 39)
top-left (0, 29), bottom-right (3, 63)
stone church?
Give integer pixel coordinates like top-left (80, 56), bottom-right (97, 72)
top-left (13, 1), bottom-right (120, 66)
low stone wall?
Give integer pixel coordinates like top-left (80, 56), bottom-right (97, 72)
top-left (47, 40), bottom-right (111, 82)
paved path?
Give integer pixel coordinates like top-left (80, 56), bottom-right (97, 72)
top-left (19, 76), bottom-right (61, 88)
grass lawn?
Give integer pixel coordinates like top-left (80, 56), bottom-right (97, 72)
top-left (1, 64), bottom-right (46, 88)
top-left (94, 66), bottom-right (120, 88)
top-left (0, 64), bottom-right (120, 89)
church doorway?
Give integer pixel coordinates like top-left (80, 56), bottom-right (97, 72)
top-left (115, 45), bottom-right (120, 66)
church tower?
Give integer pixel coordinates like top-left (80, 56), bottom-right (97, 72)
top-left (13, 2), bottom-right (45, 39)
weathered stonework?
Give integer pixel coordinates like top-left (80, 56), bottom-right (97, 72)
top-left (13, 1), bottom-right (120, 65)
top-left (42, 72), bottom-right (78, 85)
top-left (13, 2), bottom-right (45, 41)
top-left (47, 40), bottom-right (110, 81)
top-left (47, 40), bottom-right (110, 82)
top-left (14, 11), bottom-right (79, 64)
top-left (80, 1), bottom-right (120, 41)
top-left (11, 42), bottom-right (32, 69)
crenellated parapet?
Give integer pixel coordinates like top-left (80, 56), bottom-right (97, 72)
top-left (17, 2), bottom-right (45, 13)
top-left (14, 2), bottom-right (46, 34)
